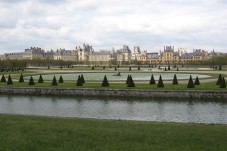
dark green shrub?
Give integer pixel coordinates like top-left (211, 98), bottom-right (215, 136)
top-left (138, 66), bottom-right (140, 70)
top-left (194, 76), bottom-right (200, 85)
top-left (76, 75), bottom-right (83, 86)
top-left (19, 73), bottom-right (24, 83)
top-left (172, 74), bottom-right (178, 85)
top-left (220, 77), bottom-right (226, 88)
top-left (114, 67), bottom-right (117, 71)
top-left (164, 67), bottom-right (167, 71)
top-left (177, 68), bottom-right (179, 71)
top-left (129, 66), bottom-right (131, 71)
top-left (216, 74), bottom-right (222, 85)
top-left (59, 75), bottom-right (64, 83)
top-left (126, 75), bottom-right (130, 84)
top-left (28, 76), bottom-right (35, 85)
top-left (91, 66), bottom-right (95, 70)
top-left (103, 66), bottom-right (105, 69)
top-left (81, 74), bottom-right (85, 84)
top-left (149, 74), bottom-right (156, 84)
top-left (219, 64), bottom-right (222, 70)
top-left (157, 75), bottom-right (164, 87)
top-left (127, 75), bottom-right (135, 87)
top-left (101, 75), bottom-right (109, 87)
top-left (7, 74), bottom-right (13, 85)
top-left (52, 75), bottom-right (57, 86)
top-left (1, 75), bottom-right (6, 82)
top-left (187, 75), bottom-right (194, 88)
top-left (168, 65), bottom-right (170, 70)
top-left (38, 74), bottom-right (44, 83)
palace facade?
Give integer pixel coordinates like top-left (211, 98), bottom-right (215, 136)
top-left (0, 44), bottom-right (212, 65)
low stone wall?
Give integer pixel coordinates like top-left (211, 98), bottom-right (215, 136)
top-left (0, 87), bottom-right (227, 98)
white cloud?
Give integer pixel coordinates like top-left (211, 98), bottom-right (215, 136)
top-left (0, 0), bottom-right (227, 53)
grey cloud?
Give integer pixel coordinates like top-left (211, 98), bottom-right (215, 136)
top-left (0, 0), bottom-right (227, 53)
top-left (0, 0), bottom-right (26, 3)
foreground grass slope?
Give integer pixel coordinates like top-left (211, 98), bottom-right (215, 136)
top-left (0, 114), bottom-right (227, 151)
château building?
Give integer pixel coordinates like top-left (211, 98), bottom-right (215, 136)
top-left (0, 44), bottom-right (211, 65)
top-left (53, 49), bottom-right (77, 61)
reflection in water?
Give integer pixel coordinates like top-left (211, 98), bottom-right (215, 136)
top-left (0, 95), bottom-right (226, 124)
top-left (156, 101), bottom-right (164, 121)
top-left (186, 101), bottom-right (194, 123)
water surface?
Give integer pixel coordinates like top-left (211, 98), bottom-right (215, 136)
top-left (0, 95), bottom-right (226, 124)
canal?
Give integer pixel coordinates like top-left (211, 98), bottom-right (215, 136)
top-left (0, 95), bottom-right (226, 124)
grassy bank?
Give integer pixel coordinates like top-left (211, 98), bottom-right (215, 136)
top-left (0, 114), bottom-right (227, 151)
top-left (0, 81), bottom-right (226, 90)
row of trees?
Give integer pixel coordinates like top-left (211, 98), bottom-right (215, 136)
top-left (2, 74), bottom-right (225, 88)
top-left (2, 58), bottom-right (225, 69)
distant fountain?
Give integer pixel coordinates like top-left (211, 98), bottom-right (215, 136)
top-left (112, 71), bottom-right (121, 76)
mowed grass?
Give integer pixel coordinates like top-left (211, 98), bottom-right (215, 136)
top-left (0, 80), bottom-right (226, 90)
top-left (0, 114), bottom-right (226, 151)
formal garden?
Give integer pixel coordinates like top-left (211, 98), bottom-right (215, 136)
top-left (1, 60), bottom-right (227, 151)
top-left (0, 63), bottom-right (227, 90)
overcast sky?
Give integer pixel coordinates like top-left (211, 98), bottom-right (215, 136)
top-left (0, 0), bottom-right (227, 53)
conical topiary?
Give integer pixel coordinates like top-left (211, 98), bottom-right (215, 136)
top-left (81, 74), bottom-right (85, 83)
top-left (28, 76), bottom-right (35, 85)
top-left (172, 74), bottom-right (178, 85)
top-left (59, 75), bottom-right (64, 83)
top-left (149, 74), bottom-right (156, 84)
top-left (114, 67), bottom-right (117, 71)
top-left (38, 74), bottom-right (44, 83)
top-left (91, 66), bottom-right (95, 70)
top-left (7, 74), bottom-right (13, 85)
top-left (138, 66), bottom-right (140, 70)
top-left (157, 75), bottom-right (164, 87)
top-left (164, 67), bottom-right (167, 71)
top-left (216, 74), bottom-right (222, 85)
top-left (129, 66), bottom-right (131, 71)
top-left (126, 75), bottom-right (130, 84)
top-left (220, 77), bottom-right (226, 88)
top-left (76, 75), bottom-right (83, 86)
top-left (1, 74), bottom-right (6, 82)
top-left (168, 65), bottom-right (170, 70)
top-left (177, 68), bottom-right (179, 71)
top-left (52, 75), bottom-right (57, 86)
top-left (219, 64), bottom-right (222, 70)
top-left (127, 75), bottom-right (135, 87)
top-left (19, 73), bottom-right (24, 83)
top-left (187, 75), bottom-right (194, 88)
top-left (194, 76), bottom-right (200, 85)
top-left (101, 75), bottom-right (109, 87)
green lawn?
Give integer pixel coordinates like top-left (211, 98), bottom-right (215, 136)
top-left (0, 114), bottom-right (226, 151)
top-left (0, 67), bottom-right (226, 90)
top-left (0, 80), bottom-right (226, 90)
